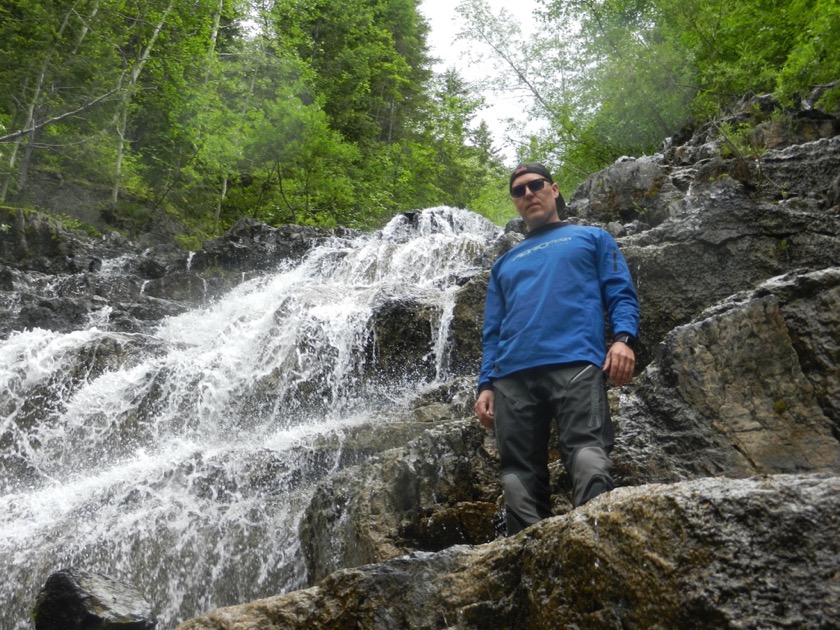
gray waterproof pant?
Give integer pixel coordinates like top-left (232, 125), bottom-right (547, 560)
top-left (493, 362), bottom-right (614, 535)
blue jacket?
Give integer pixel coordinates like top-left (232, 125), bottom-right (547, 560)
top-left (478, 222), bottom-right (639, 390)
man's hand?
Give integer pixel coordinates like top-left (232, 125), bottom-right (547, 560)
top-left (474, 389), bottom-right (495, 429)
top-left (602, 341), bottom-right (635, 386)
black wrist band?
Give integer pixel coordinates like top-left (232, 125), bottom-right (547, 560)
top-left (613, 333), bottom-right (635, 348)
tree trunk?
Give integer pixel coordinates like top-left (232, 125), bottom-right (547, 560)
top-left (111, 0), bottom-right (175, 207)
top-left (214, 173), bottom-right (228, 234)
top-left (111, 100), bottom-right (129, 207)
top-left (0, 1), bottom-right (88, 203)
top-left (15, 117), bottom-right (40, 197)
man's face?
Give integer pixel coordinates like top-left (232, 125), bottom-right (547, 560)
top-left (510, 173), bottom-right (560, 230)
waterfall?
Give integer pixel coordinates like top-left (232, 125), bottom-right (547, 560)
top-left (0, 207), bottom-right (500, 628)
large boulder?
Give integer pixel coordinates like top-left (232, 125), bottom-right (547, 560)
top-left (33, 568), bottom-right (156, 630)
top-left (299, 409), bottom-right (500, 583)
top-left (569, 155), bottom-right (685, 227)
top-left (177, 474), bottom-right (840, 630)
top-left (614, 267), bottom-right (840, 485)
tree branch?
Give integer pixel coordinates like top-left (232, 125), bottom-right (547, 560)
top-left (0, 87), bottom-right (122, 143)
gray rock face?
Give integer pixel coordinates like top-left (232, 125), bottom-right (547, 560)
top-left (177, 475), bottom-right (840, 630)
top-left (0, 214), bottom-right (338, 338)
top-left (614, 268), bottom-right (840, 485)
top-left (188, 218), bottom-right (354, 274)
top-left (300, 412), bottom-right (500, 583)
top-left (570, 155), bottom-right (684, 227)
top-left (756, 135), bottom-right (840, 200)
top-left (622, 175), bottom-right (840, 366)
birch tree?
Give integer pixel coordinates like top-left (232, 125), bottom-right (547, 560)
top-left (0, 0), bottom-right (104, 201)
top-left (109, 0), bottom-right (174, 206)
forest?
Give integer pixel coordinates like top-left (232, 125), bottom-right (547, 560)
top-left (0, 0), bottom-right (837, 242)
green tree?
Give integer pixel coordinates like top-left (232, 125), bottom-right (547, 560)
top-left (0, 0), bottom-right (120, 201)
top-left (426, 69), bottom-right (489, 207)
top-left (0, 0), bottom-right (247, 212)
top-left (271, 0), bottom-right (431, 147)
top-left (0, 0), bottom-right (510, 235)
top-left (457, 0), bottom-right (839, 194)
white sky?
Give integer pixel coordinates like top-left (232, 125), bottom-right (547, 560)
top-left (419, 0), bottom-right (539, 164)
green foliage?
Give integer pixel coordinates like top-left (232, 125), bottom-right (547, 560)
top-left (468, 175), bottom-right (516, 226)
top-left (716, 121), bottom-right (761, 160)
top-left (11, 0), bottom-right (832, 237)
top-left (175, 233), bottom-right (204, 251)
top-left (457, 0), bottom-right (839, 196)
top-left (777, 0), bottom-right (840, 108)
top-left (47, 211), bottom-right (101, 237)
top-left (0, 0), bottom-right (521, 234)
top-left (0, 0), bottom-right (462, 234)
top-left (271, 0), bottom-right (431, 147)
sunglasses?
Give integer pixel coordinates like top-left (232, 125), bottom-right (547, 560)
top-left (511, 178), bottom-right (551, 198)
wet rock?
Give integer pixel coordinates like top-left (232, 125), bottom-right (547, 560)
top-left (142, 271), bottom-right (210, 304)
top-left (299, 415), bottom-right (500, 583)
top-left (444, 270), bottom-right (489, 376)
top-left (33, 568), bottom-right (156, 629)
top-left (177, 475), bottom-right (840, 630)
top-left (503, 216), bottom-right (527, 235)
top-left (17, 294), bottom-right (110, 332)
top-left (0, 264), bottom-right (15, 291)
top-left (772, 269), bottom-right (840, 429)
top-left (0, 331), bottom-right (170, 491)
top-left (136, 256), bottom-right (169, 280)
top-left (188, 218), bottom-right (348, 273)
top-left (0, 209), bottom-right (61, 269)
top-left (366, 298), bottom-right (441, 382)
top-left (0, 214), bottom-right (350, 339)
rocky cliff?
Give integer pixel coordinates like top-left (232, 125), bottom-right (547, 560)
top-left (4, 97), bottom-right (840, 629)
top-left (177, 99), bottom-right (840, 629)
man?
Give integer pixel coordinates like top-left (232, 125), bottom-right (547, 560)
top-left (475, 162), bottom-right (639, 535)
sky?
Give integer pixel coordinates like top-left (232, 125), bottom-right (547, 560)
top-left (419, 0), bottom-right (540, 164)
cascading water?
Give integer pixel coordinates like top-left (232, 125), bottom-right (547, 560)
top-left (0, 207), bottom-right (501, 628)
